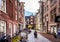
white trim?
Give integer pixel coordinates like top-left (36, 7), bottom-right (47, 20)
top-left (3, 0), bottom-right (6, 13)
top-left (4, 22), bottom-right (6, 36)
top-left (0, 21), bottom-right (6, 36)
top-left (49, 23), bottom-right (57, 25)
top-left (9, 23), bottom-right (12, 37)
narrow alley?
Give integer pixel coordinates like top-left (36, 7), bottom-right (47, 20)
top-left (27, 30), bottom-right (51, 42)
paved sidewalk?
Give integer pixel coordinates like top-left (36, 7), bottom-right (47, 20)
top-left (40, 33), bottom-right (60, 42)
top-left (27, 30), bottom-right (51, 42)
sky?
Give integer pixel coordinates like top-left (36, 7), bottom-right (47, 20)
top-left (0, 0), bottom-right (39, 16)
top-left (20, 0), bottom-right (39, 16)
top-left (0, 0), bottom-right (2, 8)
top-left (24, 10), bottom-right (33, 16)
top-left (24, 10), bottom-right (36, 16)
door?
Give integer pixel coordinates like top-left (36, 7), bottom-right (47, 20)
top-left (51, 26), bottom-right (54, 34)
top-left (0, 21), bottom-right (6, 36)
top-left (54, 26), bottom-right (57, 35)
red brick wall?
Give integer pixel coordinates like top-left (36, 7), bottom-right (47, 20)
top-left (6, 0), bottom-right (13, 20)
top-left (0, 0), bottom-right (25, 37)
top-left (43, 0), bottom-right (60, 33)
top-left (19, 2), bottom-right (24, 24)
top-left (6, 0), bottom-right (18, 21)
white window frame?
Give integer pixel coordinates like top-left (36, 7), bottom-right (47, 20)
top-left (15, 11), bottom-right (18, 20)
top-left (0, 0), bottom-right (6, 13)
top-left (0, 21), bottom-right (6, 36)
top-left (9, 23), bottom-right (12, 37)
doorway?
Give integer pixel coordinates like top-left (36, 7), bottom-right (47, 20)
top-left (0, 21), bottom-right (6, 37)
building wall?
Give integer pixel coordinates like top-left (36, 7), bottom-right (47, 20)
top-left (29, 15), bottom-right (35, 29)
top-left (0, 0), bottom-right (25, 37)
top-left (25, 15), bottom-right (35, 29)
top-left (0, 10), bottom-right (12, 37)
top-left (19, 2), bottom-right (25, 29)
top-left (35, 13), bottom-right (38, 30)
top-left (25, 16), bottom-right (30, 28)
top-left (38, 0), bottom-right (44, 32)
top-left (43, 0), bottom-right (60, 34)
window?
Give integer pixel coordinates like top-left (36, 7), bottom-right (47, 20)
top-left (31, 19), bottom-right (33, 21)
top-left (16, 14), bottom-right (17, 20)
top-left (0, 0), bottom-right (6, 13)
top-left (0, 21), bottom-right (6, 36)
top-left (59, 0), bottom-right (60, 7)
top-left (31, 16), bottom-right (33, 18)
top-left (48, 0), bottom-right (50, 5)
top-left (47, 0), bottom-right (48, 1)
top-left (15, 11), bottom-right (18, 20)
top-left (53, 8), bottom-right (56, 21)
top-left (2, 0), bottom-right (4, 6)
top-left (14, 24), bottom-right (16, 34)
top-left (50, 8), bottom-right (56, 22)
top-left (59, 8), bottom-right (60, 13)
top-left (19, 12), bottom-right (20, 18)
top-left (31, 22), bottom-right (33, 24)
top-left (9, 23), bottom-right (12, 37)
top-left (50, 0), bottom-right (53, 3)
top-left (0, 0), bottom-right (2, 9)
top-left (44, 7), bottom-right (45, 13)
top-left (50, 10), bottom-right (54, 22)
top-left (47, 5), bottom-right (48, 11)
top-left (44, 7), bottom-right (46, 12)
top-left (9, 0), bottom-right (12, 4)
top-left (45, 15), bottom-right (46, 22)
top-left (15, 0), bottom-right (17, 6)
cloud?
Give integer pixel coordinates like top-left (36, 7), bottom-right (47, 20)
top-left (20, 0), bottom-right (39, 12)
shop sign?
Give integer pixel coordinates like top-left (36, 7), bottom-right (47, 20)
top-left (55, 16), bottom-right (60, 22)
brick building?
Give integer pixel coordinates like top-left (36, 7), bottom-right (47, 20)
top-left (42, 0), bottom-right (60, 35)
top-left (0, 0), bottom-right (25, 37)
top-left (19, 2), bottom-right (25, 30)
top-left (38, 0), bottom-right (44, 32)
top-left (25, 16), bottom-right (30, 28)
top-left (25, 15), bottom-right (35, 29)
top-left (29, 15), bottom-right (35, 29)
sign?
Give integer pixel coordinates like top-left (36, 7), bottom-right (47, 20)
top-left (55, 16), bottom-right (60, 22)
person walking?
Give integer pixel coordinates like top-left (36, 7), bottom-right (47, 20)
top-left (34, 30), bottom-right (37, 38)
top-left (20, 32), bottom-right (27, 42)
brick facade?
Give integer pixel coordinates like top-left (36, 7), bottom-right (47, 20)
top-left (43, 0), bottom-right (60, 34)
top-left (0, 0), bottom-right (25, 37)
top-left (29, 15), bottom-right (35, 29)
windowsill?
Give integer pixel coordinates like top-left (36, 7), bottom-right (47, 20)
top-left (0, 10), bottom-right (7, 14)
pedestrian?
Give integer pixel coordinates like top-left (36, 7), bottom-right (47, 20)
top-left (28, 29), bottom-right (31, 33)
top-left (20, 32), bottom-right (27, 42)
top-left (53, 32), bottom-right (57, 38)
top-left (34, 30), bottom-right (37, 38)
top-left (0, 36), bottom-right (6, 42)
